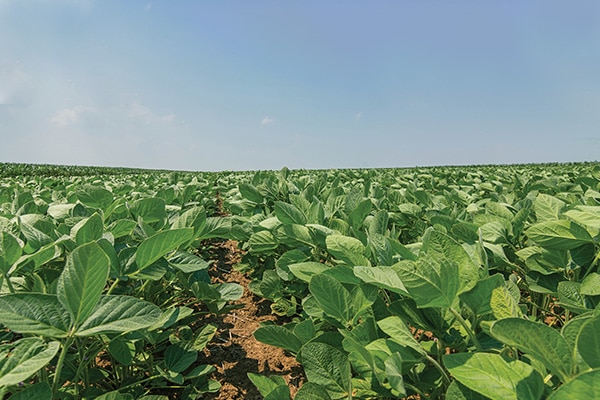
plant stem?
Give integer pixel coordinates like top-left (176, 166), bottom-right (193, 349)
top-left (2, 272), bottom-right (15, 293)
top-left (425, 354), bottom-right (451, 385)
top-left (449, 307), bottom-right (482, 351)
top-left (52, 336), bottom-right (75, 394)
top-left (107, 278), bottom-right (120, 295)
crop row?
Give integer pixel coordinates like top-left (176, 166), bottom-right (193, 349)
top-left (1, 163), bottom-right (600, 399)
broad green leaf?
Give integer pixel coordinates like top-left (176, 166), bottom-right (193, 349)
top-left (424, 230), bottom-right (479, 294)
top-left (0, 294), bottom-right (71, 337)
top-left (558, 281), bottom-right (590, 314)
top-left (275, 201), bottom-right (307, 225)
top-left (192, 324), bottom-right (217, 352)
top-left (164, 344), bottom-right (197, 373)
top-left (384, 352), bottom-right (406, 396)
top-left (76, 185), bottom-right (114, 210)
top-left (299, 342), bottom-right (352, 399)
top-left (254, 325), bottom-right (303, 354)
top-left (490, 285), bottom-right (523, 319)
top-left (576, 314), bottom-right (600, 368)
top-left (288, 262), bottom-right (329, 282)
top-left (0, 232), bottom-right (21, 273)
top-left (108, 339), bottom-right (136, 366)
top-left (547, 368), bottom-right (600, 399)
top-left (349, 199), bottom-right (372, 229)
top-left (309, 273), bottom-right (354, 326)
top-left (526, 220), bottom-right (593, 250)
top-left (107, 219), bottom-right (137, 239)
top-left (239, 183), bottom-right (263, 203)
top-left (57, 242), bottom-right (110, 326)
top-left (172, 206), bottom-right (207, 235)
top-left (394, 256), bottom-right (459, 309)
top-left (444, 352), bottom-right (544, 400)
top-left (198, 216), bottom-right (232, 239)
top-left (534, 193), bottom-right (565, 222)
top-left (353, 266), bottom-right (408, 295)
top-left (76, 295), bottom-right (161, 336)
top-left (461, 274), bottom-right (505, 317)
top-left (71, 213), bottom-right (104, 245)
top-left (294, 382), bottom-right (332, 400)
top-left (377, 316), bottom-right (425, 356)
top-left (490, 318), bottom-right (574, 382)
top-left (0, 338), bottom-right (59, 387)
top-left (564, 206), bottom-right (600, 235)
top-left (7, 382), bottom-right (52, 400)
top-left (129, 197), bottom-right (166, 224)
top-left (247, 231), bottom-right (278, 253)
top-left (445, 380), bottom-right (489, 400)
top-left (368, 209), bottom-right (389, 236)
top-left (581, 273), bottom-right (600, 296)
top-left (135, 228), bottom-right (194, 270)
top-left (168, 250), bottom-right (210, 273)
top-left (247, 373), bottom-right (289, 399)
top-left (326, 234), bottom-right (370, 267)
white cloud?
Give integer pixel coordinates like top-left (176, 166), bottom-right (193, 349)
top-left (354, 112), bottom-right (362, 120)
top-left (261, 116), bottom-right (274, 125)
top-left (145, 3), bottom-right (152, 12)
top-left (127, 101), bottom-right (177, 124)
top-left (0, 62), bottom-right (32, 106)
top-left (49, 105), bottom-right (94, 126)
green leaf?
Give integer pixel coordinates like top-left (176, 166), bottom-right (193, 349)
top-left (424, 230), bottom-right (479, 294)
top-left (71, 213), bottom-right (104, 245)
top-left (288, 262), bottom-right (329, 283)
top-left (461, 274), bottom-right (505, 317)
top-left (490, 318), bottom-right (574, 382)
top-left (0, 294), bottom-right (71, 337)
top-left (164, 344), bottom-right (197, 373)
top-left (7, 382), bottom-right (52, 400)
top-left (107, 219), bottom-right (138, 239)
top-left (247, 373), bottom-right (289, 398)
top-left (444, 352), bottom-right (544, 400)
top-left (445, 380), bottom-right (489, 400)
top-left (247, 231), bottom-right (278, 253)
top-left (394, 256), bottom-right (459, 309)
top-left (558, 281), bottom-right (590, 314)
top-left (576, 315), bottom-right (600, 369)
top-left (129, 197), bottom-right (166, 224)
top-left (326, 234), bottom-right (370, 267)
top-left (349, 199), bottom-right (372, 229)
top-left (547, 368), bottom-right (600, 399)
top-left (384, 352), bottom-right (406, 396)
top-left (168, 250), bottom-right (210, 273)
top-left (108, 339), bottom-right (136, 366)
top-left (294, 382), bottom-right (331, 400)
top-left (377, 316), bottom-right (425, 356)
top-left (57, 242), bottom-right (110, 327)
top-left (353, 266), bottom-right (408, 295)
top-left (76, 185), bottom-right (113, 210)
top-left (254, 325), bottom-right (303, 354)
top-left (526, 220), bottom-right (593, 250)
top-left (192, 324), bottom-right (217, 352)
top-left (275, 201), bottom-right (307, 225)
top-left (534, 193), bottom-right (565, 222)
top-left (76, 295), bottom-right (161, 336)
top-left (299, 342), bottom-right (351, 399)
top-left (0, 232), bottom-right (22, 273)
top-left (581, 273), bottom-right (600, 296)
top-left (309, 273), bottom-right (354, 326)
top-left (239, 183), bottom-right (263, 203)
top-left (0, 338), bottom-right (60, 387)
top-left (135, 228), bottom-right (194, 270)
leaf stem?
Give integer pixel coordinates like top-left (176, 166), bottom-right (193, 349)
top-left (52, 335), bottom-right (75, 394)
top-left (449, 307), bottom-right (482, 351)
top-left (2, 272), bottom-right (15, 293)
top-left (425, 354), bottom-right (451, 385)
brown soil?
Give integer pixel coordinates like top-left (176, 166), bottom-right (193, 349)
top-left (197, 240), bottom-right (304, 399)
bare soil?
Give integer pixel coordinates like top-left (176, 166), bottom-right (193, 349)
top-left (197, 240), bottom-right (304, 399)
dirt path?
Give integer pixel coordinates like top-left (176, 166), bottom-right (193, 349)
top-left (197, 239), bottom-right (304, 399)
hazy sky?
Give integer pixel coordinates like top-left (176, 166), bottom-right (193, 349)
top-left (1, 1), bottom-right (599, 171)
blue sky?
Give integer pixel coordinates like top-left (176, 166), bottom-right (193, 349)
top-left (1, 1), bottom-right (599, 171)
